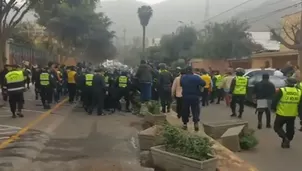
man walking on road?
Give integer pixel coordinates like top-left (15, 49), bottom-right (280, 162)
top-left (2, 65), bottom-right (26, 118)
top-left (254, 74), bottom-right (275, 129)
top-left (88, 68), bottom-right (106, 115)
top-left (272, 78), bottom-right (302, 148)
top-left (229, 68), bottom-right (248, 118)
top-left (180, 66), bottom-right (205, 131)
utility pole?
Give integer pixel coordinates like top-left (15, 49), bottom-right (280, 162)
top-left (123, 28), bottom-right (126, 63)
top-left (204, 0), bottom-right (210, 22)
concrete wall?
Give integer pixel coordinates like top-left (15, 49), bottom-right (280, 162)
top-left (191, 59), bottom-right (230, 72)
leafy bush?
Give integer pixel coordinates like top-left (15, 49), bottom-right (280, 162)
top-left (240, 128), bottom-right (258, 150)
top-left (162, 124), bottom-right (214, 161)
top-left (147, 100), bottom-right (161, 114)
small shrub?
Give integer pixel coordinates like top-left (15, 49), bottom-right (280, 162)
top-left (240, 128), bottom-right (258, 150)
top-left (162, 124), bottom-right (214, 161)
top-left (147, 100), bottom-right (161, 114)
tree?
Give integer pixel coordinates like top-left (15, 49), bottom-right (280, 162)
top-left (194, 19), bottom-right (262, 59)
top-left (33, 0), bottom-right (116, 62)
top-left (137, 5), bottom-right (153, 58)
top-left (0, 0), bottom-right (39, 69)
top-left (270, 12), bottom-right (302, 72)
top-left (157, 26), bottom-right (198, 63)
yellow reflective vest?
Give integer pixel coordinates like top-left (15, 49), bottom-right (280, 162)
top-left (119, 76), bottom-right (128, 88)
top-left (277, 87), bottom-right (301, 117)
top-left (5, 71), bottom-right (25, 92)
top-left (85, 74), bottom-right (94, 86)
top-left (233, 76), bottom-right (248, 95)
top-left (215, 75), bottom-right (223, 88)
top-left (40, 72), bottom-right (50, 86)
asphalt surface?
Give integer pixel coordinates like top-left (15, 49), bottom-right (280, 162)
top-left (27, 108), bottom-right (152, 171)
top-left (200, 102), bottom-right (302, 171)
top-left (0, 89), bottom-right (151, 171)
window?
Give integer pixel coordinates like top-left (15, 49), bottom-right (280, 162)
top-left (270, 77), bottom-right (286, 88)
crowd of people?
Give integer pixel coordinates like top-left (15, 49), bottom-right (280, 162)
top-left (0, 59), bottom-right (302, 149)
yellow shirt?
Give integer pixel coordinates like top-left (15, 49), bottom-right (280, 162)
top-left (67, 71), bottom-right (76, 83)
top-left (201, 74), bottom-right (211, 89)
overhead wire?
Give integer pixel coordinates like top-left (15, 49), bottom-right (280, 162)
top-left (246, 2), bottom-right (302, 24)
top-left (203, 0), bottom-right (257, 23)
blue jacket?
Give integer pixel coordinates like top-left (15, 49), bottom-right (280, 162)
top-left (180, 74), bottom-right (205, 99)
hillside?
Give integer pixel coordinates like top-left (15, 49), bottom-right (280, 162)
top-left (236, 0), bottom-right (301, 31)
top-left (99, 0), bottom-right (267, 38)
top-left (16, 0), bottom-right (300, 40)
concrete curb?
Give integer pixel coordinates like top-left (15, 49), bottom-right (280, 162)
top-left (166, 112), bottom-right (258, 171)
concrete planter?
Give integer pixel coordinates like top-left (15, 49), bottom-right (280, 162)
top-left (203, 120), bottom-right (248, 139)
top-left (151, 145), bottom-right (218, 171)
top-left (144, 113), bottom-right (167, 126)
top-left (138, 125), bottom-right (163, 151)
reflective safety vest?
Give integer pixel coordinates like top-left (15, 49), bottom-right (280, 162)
top-left (104, 76), bottom-right (109, 87)
top-left (215, 75), bottom-right (223, 88)
top-left (119, 76), bottom-right (128, 88)
top-left (233, 76), bottom-right (248, 95)
top-left (277, 87), bottom-right (301, 117)
top-left (5, 71), bottom-right (25, 92)
top-left (40, 73), bottom-right (50, 86)
top-left (67, 71), bottom-right (76, 83)
top-left (85, 74), bottom-right (94, 86)
top-left (201, 74), bottom-right (211, 89)
top-left (159, 69), bottom-right (168, 73)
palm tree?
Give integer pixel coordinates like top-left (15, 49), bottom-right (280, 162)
top-left (137, 5), bottom-right (153, 58)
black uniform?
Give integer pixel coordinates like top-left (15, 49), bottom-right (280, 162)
top-left (88, 73), bottom-right (106, 115)
top-left (37, 69), bottom-right (56, 109)
top-left (158, 70), bottom-right (173, 113)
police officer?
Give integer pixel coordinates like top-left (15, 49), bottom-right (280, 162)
top-left (296, 81), bottom-right (302, 131)
top-left (88, 68), bottom-right (106, 115)
top-left (83, 69), bottom-right (94, 111)
top-left (157, 63), bottom-right (173, 113)
top-left (38, 67), bottom-right (56, 109)
top-left (116, 71), bottom-right (131, 112)
top-left (229, 68), bottom-right (248, 118)
top-left (2, 65), bottom-right (26, 118)
top-left (272, 78), bottom-right (302, 148)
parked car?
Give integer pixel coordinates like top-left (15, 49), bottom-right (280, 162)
top-left (244, 68), bottom-right (276, 78)
top-left (246, 75), bottom-right (286, 103)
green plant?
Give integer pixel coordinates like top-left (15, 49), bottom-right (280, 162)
top-left (239, 128), bottom-right (259, 150)
top-left (162, 124), bottom-right (214, 161)
top-left (147, 100), bottom-right (161, 114)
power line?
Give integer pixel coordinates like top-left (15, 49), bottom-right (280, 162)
top-left (203, 0), bottom-right (257, 23)
top-left (247, 2), bottom-right (302, 24)
top-left (266, 0), bottom-right (284, 6)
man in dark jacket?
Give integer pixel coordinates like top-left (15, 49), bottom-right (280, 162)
top-left (135, 60), bottom-right (154, 102)
top-left (157, 63), bottom-right (173, 113)
top-left (88, 68), bottom-right (106, 115)
top-left (254, 74), bottom-right (276, 129)
top-left (180, 66), bottom-right (205, 131)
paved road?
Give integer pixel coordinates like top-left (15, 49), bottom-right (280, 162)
top-left (200, 103), bottom-right (302, 171)
top-left (27, 108), bottom-right (151, 171)
top-left (0, 89), bottom-right (152, 171)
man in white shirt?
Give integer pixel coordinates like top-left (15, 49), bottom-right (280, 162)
top-left (274, 68), bottom-right (284, 77)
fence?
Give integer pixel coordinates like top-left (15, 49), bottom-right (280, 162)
top-left (8, 42), bottom-right (55, 66)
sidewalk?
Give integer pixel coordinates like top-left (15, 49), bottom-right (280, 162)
top-left (199, 104), bottom-right (302, 171)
